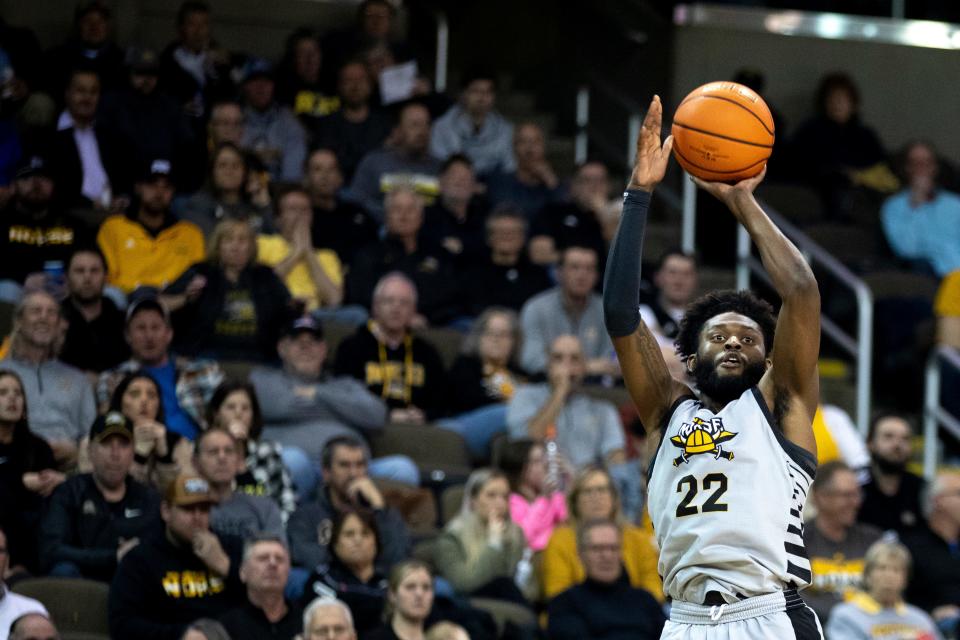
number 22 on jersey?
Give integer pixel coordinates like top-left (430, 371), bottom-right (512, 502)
top-left (675, 473), bottom-right (729, 517)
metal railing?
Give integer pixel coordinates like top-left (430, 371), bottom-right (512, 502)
top-left (727, 201), bottom-right (874, 435)
top-left (923, 346), bottom-right (960, 478)
top-left (674, 3), bottom-right (960, 50)
top-left (434, 12), bottom-right (449, 93)
top-left (574, 82), bottom-right (643, 172)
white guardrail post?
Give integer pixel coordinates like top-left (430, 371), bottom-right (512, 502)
top-left (681, 174), bottom-right (697, 255)
top-left (924, 350), bottom-right (941, 479)
top-left (627, 114), bottom-right (641, 170)
top-left (853, 282), bottom-right (873, 436)
top-left (434, 13), bottom-right (448, 94)
top-left (575, 87), bottom-right (589, 165)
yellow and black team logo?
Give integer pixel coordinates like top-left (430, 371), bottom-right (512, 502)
top-left (161, 570), bottom-right (225, 599)
top-left (671, 416), bottom-right (738, 466)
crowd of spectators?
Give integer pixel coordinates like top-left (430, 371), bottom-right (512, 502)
top-left (0, 1), bottom-right (960, 640)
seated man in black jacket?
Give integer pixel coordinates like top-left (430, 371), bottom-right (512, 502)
top-left (345, 187), bottom-right (462, 327)
top-left (40, 412), bottom-right (160, 581)
top-left (50, 66), bottom-right (133, 212)
top-left (461, 205), bottom-right (551, 317)
top-left (288, 436), bottom-right (410, 573)
top-left (547, 520), bottom-right (664, 640)
top-left (219, 534), bottom-right (302, 640)
top-left (109, 473), bottom-right (243, 640)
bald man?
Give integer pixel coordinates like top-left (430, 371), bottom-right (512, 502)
top-left (9, 612), bottom-right (60, 640)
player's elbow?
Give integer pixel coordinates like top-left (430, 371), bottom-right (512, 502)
top-left (783, 270), bottom-right (819, 305)
top-left (603, 297), bottom-right (639, 338)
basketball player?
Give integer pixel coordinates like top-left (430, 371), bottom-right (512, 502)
top-left (603, 95), bottom-right (823, 638)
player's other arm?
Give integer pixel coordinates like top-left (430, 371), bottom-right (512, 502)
top-left (603, 95), bottom-right (688, 431)
top-left (695, 170), bottom-right (820, 456)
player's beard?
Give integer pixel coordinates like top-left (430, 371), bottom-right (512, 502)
top-left (692, 357), bottom-right (767, 405)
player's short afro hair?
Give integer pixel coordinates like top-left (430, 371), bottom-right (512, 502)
top-left (675, 289), bottom-right (777, 360)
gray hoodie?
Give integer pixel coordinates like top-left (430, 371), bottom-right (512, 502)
top-left (249, 366), bottom-right (387, 460)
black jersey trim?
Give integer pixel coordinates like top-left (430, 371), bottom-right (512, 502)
top-left (783, 588), bottom-right (804, 609)
top-left (646, 394), bottom-right (698, 484)
top-left (750, 387), bottom-right (818, 478)
top-left (786, 561), bottom-right (812, 583)
top-left (786, 603), bottom-right (824, 639)
top-left (788, 462), bottom-right (809, 478)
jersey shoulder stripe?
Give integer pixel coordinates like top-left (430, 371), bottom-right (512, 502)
top-left (749, 387), bottom-right (817, 477)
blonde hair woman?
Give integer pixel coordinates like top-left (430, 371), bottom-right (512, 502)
top-left (433, 468), bottom-right (531, 605)
top-left (826, 540), bottom-right (942, 639)
top-left (366, 560), bottom-right (435, 640)
top-left (161, 218), bottom-right (294, 361)
top-left (541, 466), bottom-right (662, 601)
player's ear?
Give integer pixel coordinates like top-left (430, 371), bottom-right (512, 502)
top-left (764, 357), bottom-right (773, 370)
top-left (685, 354), bottom-right (697, 374)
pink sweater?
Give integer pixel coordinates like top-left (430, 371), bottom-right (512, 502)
top-left (509, 492), bottom-right (568, 551)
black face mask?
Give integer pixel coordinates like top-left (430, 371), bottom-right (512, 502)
top-left (872, 452), bottom-right (907, 475)
top-left (692, 355), bottom-right (767, 406)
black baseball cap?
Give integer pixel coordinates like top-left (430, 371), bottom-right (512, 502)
top-left (126, 46), bottom-right (160, 74)
top-left (126, 295), bottom-right (171, 325)
top-left (242, 57), bottom-right (274, 83)
top-left (138, 158), bottom-right (173, 183)
top-left (90, 411), bottom-right (133, 443)
top-left (14, 155), bottom-right (53, 180)
top-left (284, 316), bottom-right (324, 339)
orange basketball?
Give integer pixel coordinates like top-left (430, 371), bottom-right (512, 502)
top-left (671, 81), bottom-right (775, 182)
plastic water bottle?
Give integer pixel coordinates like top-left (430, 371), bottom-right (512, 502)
top-left (43, 260), bottom-right (65, 299)
top-left (545, 423), bottom-right (563, 492)
top-left (514, 547), bottom-right (534, 592)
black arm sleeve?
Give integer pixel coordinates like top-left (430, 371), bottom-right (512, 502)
top-left (602, 189), bottom-right (651, 337)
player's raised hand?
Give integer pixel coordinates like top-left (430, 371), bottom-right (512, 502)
top-left (628, 95), bottom-right (674, 192)
top-left (691, 165), bottom-right (767, 222)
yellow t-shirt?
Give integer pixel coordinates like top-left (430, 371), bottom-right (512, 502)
top-left (935, 269), bottom-right (960, 317)
top-left (812, 406), bottom-right (841, 464)
top-left (96, 215), bottom-right (205, 293)
top-left (256, 235), bottom-right (343, 310)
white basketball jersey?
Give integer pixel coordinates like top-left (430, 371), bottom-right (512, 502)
top-left (647, 386), bottom-right (816, 605)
